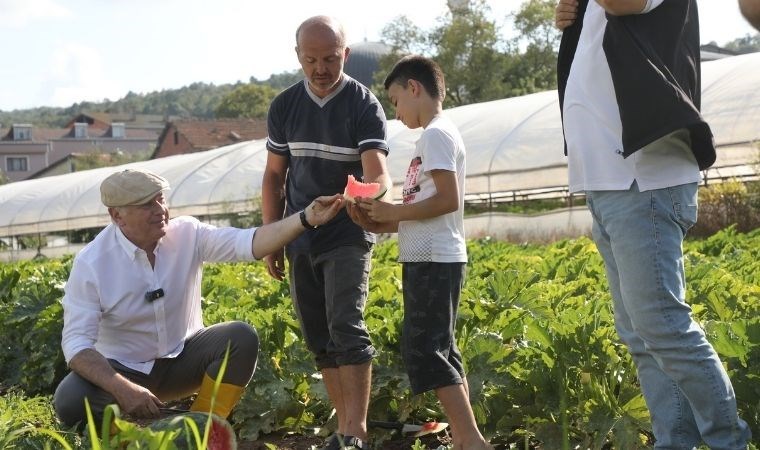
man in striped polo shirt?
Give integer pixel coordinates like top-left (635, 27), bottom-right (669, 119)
top-left (262, 15), bottom-right (392, 450)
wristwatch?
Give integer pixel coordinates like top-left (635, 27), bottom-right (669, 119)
top-left (299, 209), bottom-right (317, 229)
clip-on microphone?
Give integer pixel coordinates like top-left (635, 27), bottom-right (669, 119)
top-left (145, 288), bottom-right (165, 302)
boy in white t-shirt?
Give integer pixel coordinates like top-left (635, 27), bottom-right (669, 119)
top-left (350, 55), bottom-right (492, 450)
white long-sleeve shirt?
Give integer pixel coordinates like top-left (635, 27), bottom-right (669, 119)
top-left (61, 216), bottom-right (256, 374)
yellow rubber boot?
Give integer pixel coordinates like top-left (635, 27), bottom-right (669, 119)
top-left (189, 373), bottom-right (245, 418)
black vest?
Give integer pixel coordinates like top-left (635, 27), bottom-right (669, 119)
top-left (557, 0), bottom-right (716, 170)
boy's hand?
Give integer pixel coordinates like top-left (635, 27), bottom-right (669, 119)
top-left (346, 199), bottom-right (385, 232)
top-left (356, 197), bottom-right (396, 223)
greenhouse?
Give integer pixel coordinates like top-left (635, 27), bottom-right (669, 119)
top-left (0, 52), bottom-right (758, 242)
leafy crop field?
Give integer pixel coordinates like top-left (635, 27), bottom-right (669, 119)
top-left (1, 227), bottom-right (758, 449)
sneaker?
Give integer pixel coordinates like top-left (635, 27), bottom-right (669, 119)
top-left (320, 433), bottom-right (369, 450)
top-left (320, 433), bottom-right (343, 450)
top-left (339, 435), bottom-right (369, 450)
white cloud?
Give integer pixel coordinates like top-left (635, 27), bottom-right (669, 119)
top-left (42, 43), bottom-right (123, 107)
top-left (0, 0), bottom-right (71, 28)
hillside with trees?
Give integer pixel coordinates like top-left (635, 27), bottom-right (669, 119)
top-left (0, 71), bottom-right (301, 128)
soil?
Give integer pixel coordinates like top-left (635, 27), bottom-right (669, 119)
top-left (237, 431), bottom-right (451, 450)
top-left (136, 399), bottom-right (453, 450)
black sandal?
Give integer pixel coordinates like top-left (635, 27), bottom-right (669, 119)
top-left (320, 433), bottom-right (343, 450)
top-left (320, 433), bottom-right (369, 450)
top-left (339, 435), bottom-right (369, 450)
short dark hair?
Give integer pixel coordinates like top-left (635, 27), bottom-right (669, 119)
top-left (383, 55), bottom-right (446, 101)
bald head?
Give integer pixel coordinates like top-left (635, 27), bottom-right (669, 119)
top-left (294, 15), bottom-right (350, 98)
top-left (295, 15), bottom-right (347, 49)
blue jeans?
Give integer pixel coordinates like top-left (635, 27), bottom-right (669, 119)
top-left (586, 182), bottom-right (750, 450)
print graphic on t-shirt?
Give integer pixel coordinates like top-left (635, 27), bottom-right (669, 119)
top-left (402, 156), bottom-right (422, 203)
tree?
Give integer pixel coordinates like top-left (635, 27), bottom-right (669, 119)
top-left (375, 0), bottom-right (561, 115)
top-left (503, 0), bottom-right (562, 96)
top-left (723, 33), bottom-right (760, 54)
top-left (374, 1), bottom-right (510, 112)
top-left (431, 0), bottom-right (511, 107)
top-left (215, 83), bottom-right (278, 119)
top-left (258, 70), bottom-right (303, 90)
top-left (379, 15), bottom-right (429, 55)
top-left (0, 170), bottom-right (9, 185)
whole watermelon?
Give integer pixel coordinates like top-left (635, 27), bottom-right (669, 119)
top-left (149, 412), bottom-right (237, 450)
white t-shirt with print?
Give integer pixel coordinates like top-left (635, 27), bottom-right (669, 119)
top-left (398, 115), bottom-right (467, 263)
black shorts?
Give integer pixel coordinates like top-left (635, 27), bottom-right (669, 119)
top-left (401, 261), bottom-right (466, 395)
top-left (288, 243), bottom-right (376, 369)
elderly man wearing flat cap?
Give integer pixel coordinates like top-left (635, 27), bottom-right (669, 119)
top-left (53, 168), bottom-right (343, 428)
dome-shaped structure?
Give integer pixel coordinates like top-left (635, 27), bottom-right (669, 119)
top-left (1, 53), bottom-right (758, 239)
top-left (344, 41), bottom-right (392, 88)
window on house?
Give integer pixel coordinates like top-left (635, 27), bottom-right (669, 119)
top-left (6, 157), bottom-right (28, 172)
top-left (173, 130), bottom-right (179, 145)
top-left (111, 123), bottom-right (125, 138)
top-left (12, 124), bottom-right (32, 141)
top-left (74, 123), bottom-right (88, 138)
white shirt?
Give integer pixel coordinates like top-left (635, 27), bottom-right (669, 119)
top-left (398, 115), bottom-right (467, 263)
top-left (61, 216), bottom-right (256, 374)
top-left (562, 0), bottom-right (701, 193)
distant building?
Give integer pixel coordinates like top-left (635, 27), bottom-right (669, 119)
top-left (0, 114), bottom-right (160, 182)
top-left (30, 152), bottom-right (123, 179)
top-left (152, 118), bottom-right (267, 158)
top-left (344, 41), bottom-right (392, 88)
top-left (66, 112), bottom-right (170, 134)
top-left (700, 43), bottom-right (739, 61)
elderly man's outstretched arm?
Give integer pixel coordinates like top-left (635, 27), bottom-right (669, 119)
top-left (251, 194), bottom-right (343, 259)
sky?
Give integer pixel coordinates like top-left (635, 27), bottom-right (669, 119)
top-left (0, 0), bottom-right (757, 112)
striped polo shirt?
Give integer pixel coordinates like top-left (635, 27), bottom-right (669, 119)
top-left (266, 75), bottom-right (389, 253)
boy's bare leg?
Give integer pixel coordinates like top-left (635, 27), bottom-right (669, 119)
top-left (436, 383), bottom-right (494, 450)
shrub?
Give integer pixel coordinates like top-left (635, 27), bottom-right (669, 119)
top-left (0, 258), bottom-right (71, 395)
top-left (692, 180), bottom-right (760, 237)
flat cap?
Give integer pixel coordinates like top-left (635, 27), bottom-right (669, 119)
top-left (100, 168), bottom-right (170, 207)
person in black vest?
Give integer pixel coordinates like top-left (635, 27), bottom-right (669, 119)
top-left (739, 0), bottom-right (760, 29)
top-left (554, 1), bottom-right (751, 448)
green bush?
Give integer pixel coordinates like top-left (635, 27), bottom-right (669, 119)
top-left (0, 257), bottom-right (71, 395)
top-left (1, 229), bottom-right (759, 448)
top-left (693, 180), bottom-right (760, 237)
top-left (0, 391), bottom-right (81, 448)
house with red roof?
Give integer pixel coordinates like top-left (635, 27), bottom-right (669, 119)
top-left (152, 118), bottom-right (267, 159)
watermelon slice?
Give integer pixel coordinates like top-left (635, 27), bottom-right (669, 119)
top-left (343, 174), bottom-right (387, 203)
top-left (150, 412), bottom-right (236, 450)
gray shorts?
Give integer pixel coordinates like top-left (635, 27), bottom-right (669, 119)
top-left (402, 262), bottom-right (465, 395)
top-left (287, 243), bottom-right (376, 369)
top-left (53, 321), bottom-right (258, 428)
